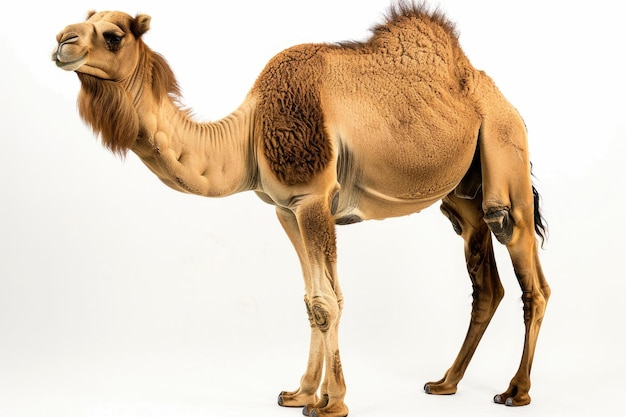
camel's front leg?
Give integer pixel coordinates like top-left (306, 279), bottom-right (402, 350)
top-left (276, 208), bottom-right (324, 408)
top-left (301, 294), bottom-right (346, 417)
top-left (278, 298), bottom-right (324, 408)
top-left (276, 203), bottom-right (348, 417)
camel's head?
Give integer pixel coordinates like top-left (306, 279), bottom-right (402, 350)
top-left (53, 10), bottom-right (151, 80)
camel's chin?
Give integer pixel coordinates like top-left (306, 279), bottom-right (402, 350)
top-left (55, 59), bottom-right (110, 79)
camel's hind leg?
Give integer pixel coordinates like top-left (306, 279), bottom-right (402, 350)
top-left (473, 84), bottom-right (550, 406)
top-left (425, 192), bottom-right (504, 395)
top-left (492, 204), bottom-right (550, 406)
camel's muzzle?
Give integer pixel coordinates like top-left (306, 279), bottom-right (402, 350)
top-left (52, 36), bottom-right (87, 71)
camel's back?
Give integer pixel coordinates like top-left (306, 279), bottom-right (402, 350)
top-left (340, 4), bottom-right (472, 83)
top-left (322, 5), bottom-right (479, 124)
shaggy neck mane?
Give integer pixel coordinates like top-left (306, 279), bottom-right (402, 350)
top-left (77, 42), bottom-right (181, 156)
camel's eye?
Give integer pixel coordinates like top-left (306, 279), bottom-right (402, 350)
top-left (104, 32), bottom-right (123, 51)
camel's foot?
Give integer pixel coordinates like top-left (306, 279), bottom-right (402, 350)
top-left (278, 389), bottom-right (318, 408)
top-left (493, 382), bottom-right (531, 406)
top-left (423, 374), bottom-right (458, 395)
top-left (302, 394), bottom-right (348, 417)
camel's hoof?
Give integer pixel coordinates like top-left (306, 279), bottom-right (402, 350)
top-left (495, 395), bottom-right (519, 406)
top-left (304, 403), bottom-right (348, 417)
top-left (297, 393), bottom-right (347, 417)
top-left (307, 409), bottom-right (348, 417)
top-left (278, 390), bottom-right (317, 408)
top-left (423, 381), bottom-right (457, 395)
top-left (494, 393), bottom-right (531, 406)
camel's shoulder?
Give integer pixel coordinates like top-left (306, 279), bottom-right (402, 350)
top-left (252, 44), bottom-right (332, 186)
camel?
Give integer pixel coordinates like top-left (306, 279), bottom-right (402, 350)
top-left (52, 2), bottom-right (550, 416)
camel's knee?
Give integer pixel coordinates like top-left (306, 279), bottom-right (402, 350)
top-left (521, 289), bottom-right (549, 324)
top-left (541, 283), bottom-right (552, 303)
top-left (484, 207), bottom-right (513, 245)
top-left (305, 296), bottom-right (338, 332)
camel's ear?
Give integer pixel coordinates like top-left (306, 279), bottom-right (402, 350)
top-left (132, 14), bottom-right (151, 38)
top-left (86, 10), bottom-right (96, 20)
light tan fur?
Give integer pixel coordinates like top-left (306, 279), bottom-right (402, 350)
top-left (53, 2), bottom-right (550, 415)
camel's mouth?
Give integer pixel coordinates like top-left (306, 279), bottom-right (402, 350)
top-left (54, 54), bottom-right (87, 71)
top-left (53, 37), bottom-right (88, 72)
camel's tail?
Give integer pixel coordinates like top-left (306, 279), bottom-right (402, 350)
top-left (532, 181), bottom-right (548, 248)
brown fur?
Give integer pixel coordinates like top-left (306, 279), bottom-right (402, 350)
top-left (298, 199), bottom-right (338, 263)
top-left (375, 1), bottom-right (459, 43)
top-left (254, 45), bottom-right (332, 185)
top-left (148, 49), bottom-right (182, 104)
top-left (77, 73), bottom-right (139, 156)
top-left (76, 13), bottom-right (180, 156)
top-left (77, 46), bottom-right (181, 156)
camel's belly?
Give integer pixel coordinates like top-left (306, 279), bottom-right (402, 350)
top-left (333, 182), bottom-right (453, 224)
top-left (332, 132), bottom-right (475, 223)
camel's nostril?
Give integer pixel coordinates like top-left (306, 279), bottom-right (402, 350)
top-left (63, 35), bottom-right (79, 45)
top-left (58, 32), bottom-right (79, 45)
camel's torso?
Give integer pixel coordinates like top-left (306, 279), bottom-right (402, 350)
top-left (254, 29), bottom-right (483, 222)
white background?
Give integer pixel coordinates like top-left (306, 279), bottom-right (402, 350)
top-left (1, 1), bottom-right (624, 416)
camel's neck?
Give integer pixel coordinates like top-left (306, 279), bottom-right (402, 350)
top-left (132, 97), bottom-right (258, 198)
